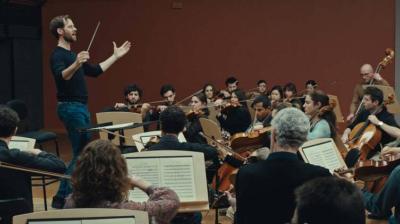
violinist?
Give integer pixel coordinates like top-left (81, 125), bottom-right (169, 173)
top-left (303, 90), bottom-right (337, 140)
top-left (219, 76), bottom-right (239, 99)
top-left (0, 106), bottom-right (66, 211)
top-left (341, 86), bottom-right (398, 158)
top-left (305, 79), bottom-right (318, 95)
top-left (148, 84), bottom-right (176, 125)
top-left (113, 84), bottom-right (151, 119)
top-left (284, 82), bottom-right (303, 109)
top-left (202, 83), bottom-right (217, 104)
top-left (347, 64), bottom-right (390, 122)
top-left (184, 93), bottom-right (209, 144)
top-left (248, 95), bottom-right (272, 129)
top-left (269, 85), bottom-right (284, 108)
top-left (247, 80), bottom-right (269, 99)
top-left (216, 89), bottom-right (251, 135)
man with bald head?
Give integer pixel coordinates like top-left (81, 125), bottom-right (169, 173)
top-left (346, 64), bottom-right (389, 122)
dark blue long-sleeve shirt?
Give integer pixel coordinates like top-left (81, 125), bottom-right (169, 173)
top-left (50, 46), bottom-right (103, 104)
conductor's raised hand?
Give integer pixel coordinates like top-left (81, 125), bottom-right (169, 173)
top-left (113, 41), bottom-right (132, 59)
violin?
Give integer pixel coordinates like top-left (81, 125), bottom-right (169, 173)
top-left (230, 126), bottom-right (272, 153)
top-left (199, 132), bottom-right (249, 192)
top-left (186, 109), bottom-right (205, 120)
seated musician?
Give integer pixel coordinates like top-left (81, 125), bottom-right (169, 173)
top-left (303, 90), bottom-right (337, 140)
top-left (247, 80), bottom-right (268, 99)
top-left (216, 89), bottom-right (252, 135)
top-left (269, 85), bottom-right (284, 108)
top-left (304, 79), bottom-right (318, 95)
top-left (64, 139), bottom-right (179, 224)
top-left (284, 82), bottom-right (303, 109)
top-left (184, 93), bottom-right (209, 144)
top-left (0, 106), bottom-right (66, 211)
top-left (202, 83), bottom-right (217, 104)
top-left (148, 105), bottom-right (219, 224)
top-left (347, 63), bottom-right (390, 122)
top-left (149, 84), bottom-right (176, 126)
top-left (292, 177), bottom-right (365, 224)
top-left (234, 108), bottom-right (330, 224)
top-left (113, 84), bottom-right (151, 119)
top-left (219, 76), bottom-right (239, 99)
top-left (341, 86), bottom-right (398, 160)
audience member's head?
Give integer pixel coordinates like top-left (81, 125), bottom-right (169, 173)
top-left (160, 106), bottom-right (187, 134)
top-left (270, 108), bottom-right (309, 152)
top-left (292, 177), bottom-right (365, 224)
top-left (71, 139), bottom-right (131, 207)
top-left (0, 106), bottom-right (20, 138)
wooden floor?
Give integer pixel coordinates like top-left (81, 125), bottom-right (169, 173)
top-left (31, 132), bottom-right (388, 224)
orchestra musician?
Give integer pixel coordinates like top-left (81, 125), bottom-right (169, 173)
top-left (234, 108), bottom-right (330, 224)
top-left (269, 85), bottom-right (284, 108)
top-left (113, 84), bottom-right (151, 119)
top-left (184, 93), bottom-right (209, 144)
top-left (284, 82), bottom-right (303, 109)
top-left (305, 80), bottom-right (318, 95)
top-left (216, 89), bottom-right (252, 135)
top-left (49, 14), bottom-right (131, 208)
top-left (247, 80), bottom-right (268, 99)
top-left (0, 106), bottom-right (66, 212)
top-left (341, 86), bottom-right (398, 159)
top-left (248, 95), bottom-right (273, 130)
top-left (303, 90), bottom-right (337, 140)
top-left (346, 64), bottom-right (390, 122)
top-left (202, 83), bottom-right (217, 104)
top-left (64, 139), bottom-right (180, 224)
top-left (219, 76), bottom-right (239, 99)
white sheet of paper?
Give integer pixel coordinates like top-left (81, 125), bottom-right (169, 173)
top-left (9, 140), bottom-right (30, 151)
top-left (90, 122), bottom-right (135, 130)
top-left (127, 156), bottom-right (196, 202)
top-left (82, 218), bottom-right (135, 224)
top-left (302, 141), bottom-right (343, 173)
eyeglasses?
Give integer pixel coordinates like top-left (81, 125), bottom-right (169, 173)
top-left (360, 73), bottom-right (371, 76)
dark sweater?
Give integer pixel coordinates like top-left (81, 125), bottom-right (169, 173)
top-left (50, 46), bottom-right (103, 104)
top-left (0, 140), bottom-right (66, 211)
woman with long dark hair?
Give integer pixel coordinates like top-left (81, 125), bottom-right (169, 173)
top-left (303, 90), bottom-right (337, 140)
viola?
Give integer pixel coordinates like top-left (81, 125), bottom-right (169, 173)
top-left (230, 126), bottom-right (272, 153)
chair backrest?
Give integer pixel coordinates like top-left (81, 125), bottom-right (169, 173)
top-left (96, 111), bottom-right (144, 146)
top-left (199, 118), bottom-right (223, 145)
top-left (13, 208), bottom-right (149, 224)
top-left (0, 198), bottom-right (31, 224)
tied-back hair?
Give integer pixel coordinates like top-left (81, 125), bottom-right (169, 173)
top-left (71, 140), bottom-right (131, 207)
top-left (193, 93), bottom-right (210, 116)
top-left (309, 90), bottom-right (337, 138)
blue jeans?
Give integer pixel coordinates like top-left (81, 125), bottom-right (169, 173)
top-left (55, 102), bottom-right (91, 198)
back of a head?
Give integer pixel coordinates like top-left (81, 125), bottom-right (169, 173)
top-left (0, 106), bottom-right (20, 138)
top-left (160, 106), bottom-right (187, 134)
top-left (72, 139), bottom-right (130, 207)
top-left (294, 177), bottom-right (365, 224)
top-left (251, 95), bottom-right (271, 108)
top-left (271, 108), bottom-right (309, 149)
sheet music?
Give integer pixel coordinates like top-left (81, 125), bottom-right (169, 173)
top-left (90, 122), bottom-right (134, 130)
top-left (127, 156), bottom-right (196, 202)
top-left (9, 140), bottom-right (30, 151)
top-left (28, 218), bottom-right (135, 224)
top-left (132, 131), bottom-right (187, 151)
top-left (302, 141), bottom-right (343, 173)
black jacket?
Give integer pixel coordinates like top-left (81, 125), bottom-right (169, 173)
top-left (0, 140), bottom-right (66, 211)
top-left (234, 151), bottom-right (330, 224)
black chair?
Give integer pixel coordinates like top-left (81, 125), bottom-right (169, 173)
top-left (0, 198), bottom-right (31, 224)
top-left (6, 99), bottom-right (61, 210)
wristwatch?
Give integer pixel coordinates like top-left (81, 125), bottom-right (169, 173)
top-left (378, 121), bottom-right (384, 126)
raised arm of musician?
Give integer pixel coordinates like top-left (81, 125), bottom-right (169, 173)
top-left (368, 115), bottom-right (400, 139)
top-left (99, 41), bottom-right (131, 72)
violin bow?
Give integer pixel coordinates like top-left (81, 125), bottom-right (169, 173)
top-left (175, 89), bottom-right (203, 106)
